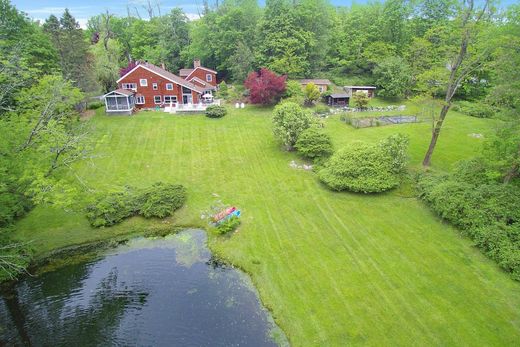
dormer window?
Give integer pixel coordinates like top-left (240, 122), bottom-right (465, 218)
top-left (152, 83), bottom-right (158, 90)
top-left (166, 83), bottom-right (173, 90)
top-left (206, 74), bottom-right (212, 82)
top-left (140, 79), bottom-right (148, 87)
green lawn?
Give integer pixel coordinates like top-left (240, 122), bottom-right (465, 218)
top-left (14, 104), bottom-right (520, 346)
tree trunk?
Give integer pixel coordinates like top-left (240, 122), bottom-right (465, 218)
top-left (503, 143), bottom-right (520, 184)
top-left (423, 104), bottom-right (451, 167)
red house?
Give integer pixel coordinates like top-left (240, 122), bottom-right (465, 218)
top-left (103, 61), bottom-right (217, 115)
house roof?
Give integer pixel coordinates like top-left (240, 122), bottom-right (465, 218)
top-left (189, 76), bottom-right (208, 86)
top-left (329, 93), bottom-right (350, 98)
top-left (345, 85), bottom-right (377, 89)
top-left (299, 79), bottom-right (332, 85)
top-left (179, 68), bottom-right (194, 77)
top-left (180, 66), bottom-right (218, 78)
top-left (117, 63), bottom-right (204, 94)
top-left (102, 89), bottom-right (135, 98)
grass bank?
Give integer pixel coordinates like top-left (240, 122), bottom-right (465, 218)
top-left (13, 103), bottom-right (520, 346)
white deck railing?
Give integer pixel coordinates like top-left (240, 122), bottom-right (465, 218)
top-left (165, 100), bottom-right (221, 113)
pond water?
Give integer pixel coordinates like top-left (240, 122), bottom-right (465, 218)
top-left (0, 230), bottom-right (286, 346)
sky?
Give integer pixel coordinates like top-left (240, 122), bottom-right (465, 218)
top-left (12, 0), bottom-right (517, 28)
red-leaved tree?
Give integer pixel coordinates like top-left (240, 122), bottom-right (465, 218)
top-left (244, 68), bottom-right (286, 105)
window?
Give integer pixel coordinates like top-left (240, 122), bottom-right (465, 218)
top-left (166, 83), bottom-right (173, 90)
top-left (152, 83), bottom-right (158, 90)
top-left (136, 96), bottom-right (145, 104)
top-left (122, 83), bottom-right (137, 91)
top-left (164, 95), bottom-right (177, 104)
top-left (318, 86), bottom-right (324, 93)
top-left (154, 95), bottom-right (162, 104)
top-left (206, 74), bottom-right (212, 82)
top-left (182, 86), bottom-right (191, 94)
top-left (140, 79), bottom-right (148, 87)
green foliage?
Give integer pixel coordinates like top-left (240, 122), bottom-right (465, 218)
top-left (318, 134), bottom-right (409, 193)
top-left (453, 100), bottom-right (495, 118)
top-left (318, 142), bottom-right (399, 193)
top-left (304, 83), bottom-right (321, 106)
top-left (86, 188), bottom-right (137, 227)
top-left (379, 133), bottom-right (410, 174)
top-left (216, 216), bottom-right (241, 235)
top-left (205, 105), bottom-right (227, 118)
top-left (272, 102), bottom-right (315, 150)
top-left (284, 80), bottom-right (305, 105)
top-left (417, 158), bottom-right (520, 279)
top-left (374, 56), bottom-right (413, 98)
top-left (86, 183), bottom-right (187, 227)
top-left (138, 183), bottom-right (187, 219)
top-left (352, 91), bottom-right (369, 109)
top-left (216, 81), bottom-right (229, 99)
top-left (295, 127), bottom-right (334, 161)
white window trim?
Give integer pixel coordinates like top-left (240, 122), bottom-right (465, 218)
top-left (206, 74), bottom-right (212, 82)
top-left (140, 79), bottom-right (148, 87)
top-left (136, 96), bottom-right (145, 104)
top-left (166, 83), bottom-right (173, 90)
top-left (122, 83), bottom-right (137, 91)
top-left (164, 95), bottom-right (177, 103)
top-left (152, 83), bottom-right (158, 90)
top-left (154, 95), bottom-right (162, 104)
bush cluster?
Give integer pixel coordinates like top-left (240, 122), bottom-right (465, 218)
top-left (205, 105), bottom-right (227, 118)
top-left (453, 101), bottom-right (495, 118)
top-left (272, 102), bottom-right (315, 150)
top-left (216, 216), bottom-right (241, 235)
top-left (318, 134), bottom-right (409, 193)
top-left (86, 183), bottom-right (187, 227)
top-left (295, 127), bottom-right (333, 162)
top-left (417, 158), bottom-right (520, 279)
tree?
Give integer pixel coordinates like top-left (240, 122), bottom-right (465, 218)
top-left (374, 56), bottom-right (413, 98)
top-left (304, 83), bottom-right (320, 106)
top-left (244, 68), bottom-right (286, 105)
top-left (352, 91), bottom-right (369, 109)
top-left (272, 102), bottom-right (314, 150)
top-left (283, 80), bottom-right (305, 104)
top-left (228, 40), bottom-right (255, 83)
top-left (422, 0), bottom-right (493, 167)
top-left (91, 39), bottom-right (123, 93)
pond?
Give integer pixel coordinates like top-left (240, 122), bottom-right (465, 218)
top-left (0, 229), bottom-right (287, 346)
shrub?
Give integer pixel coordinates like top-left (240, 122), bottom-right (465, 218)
top-left (272, 102), bottom-right (315, 150)
top-left (138, 183), bottom-right (187, 218)
top-left (86, 188), bottom-right (138, 227)
top-left (205, 105), bottom-right (227, 118)
top-left (216, 216), bottom-right (241, 235)
top-left (454, 101), bottom-right (495, 118)
top-left (416, 158), bottom-right (520, 279)
top-left (86, 182), bottom-right (187, 227)
top-left (304, 83), bottom-right (320, 106)
top-left (379, 133), bottom-right (410, 174)
top-left (295, 127), bottom-right (333, 161)
top-left (318, 142), bottom-right (400, 193)
top-left (352, 91), bottom-right (369, 109)
top-left (314, 104), bottom-right (329, 115)
top-left (87, 101), bottom-right (104, 110)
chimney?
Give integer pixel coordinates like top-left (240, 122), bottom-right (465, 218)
top-left (194, 59), bottom-right (201, 68)
top-left (161, 62), bottom-right (165, 70)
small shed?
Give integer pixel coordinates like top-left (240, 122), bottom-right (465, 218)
top-left (299, 79), bottom-right (332, 93)
top-left (344, 86), bottom-right (376, 98)
top-left (102, 89), bottom-right (135, 115)
top-left (327, 93), bottom-right (350, 107)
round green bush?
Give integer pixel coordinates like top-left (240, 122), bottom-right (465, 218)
top-left (86, 189), bottom-right (138, 227)
top-left (318, 142), bottom-right (399, 193)
top-left (272, 102), bottom-right (314, 150)
top-left (205, 105), bottom-right (227, 118)
top-left (295, 127), bottom-right (333, 161)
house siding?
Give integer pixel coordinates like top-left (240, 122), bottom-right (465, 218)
top-left (118, 66), bottom-right (199, 109)
top-left (187, 68), bottom-right (217, 87)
